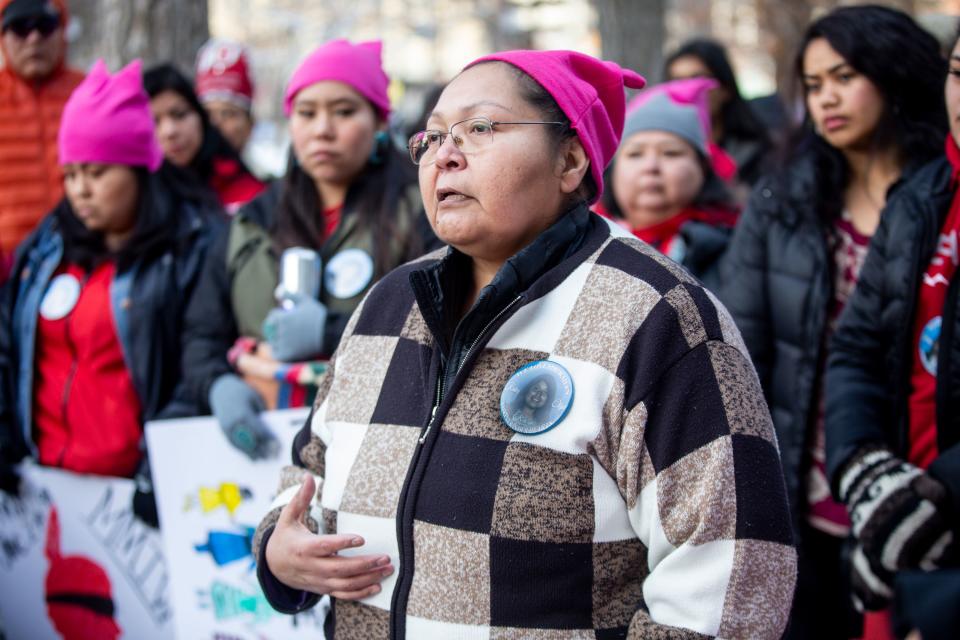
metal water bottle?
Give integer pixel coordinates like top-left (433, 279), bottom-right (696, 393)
top-left (276, 247), bottom-right (321, 310)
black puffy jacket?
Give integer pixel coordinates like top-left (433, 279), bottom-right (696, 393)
top-left (825, 155), bottom-right (960, 504)
top-left (719, 152), bottom-right (928, 528)
top-left (718, 155), bottom-right (831, 529)
top-left (825, 153), bottom-right (960, 640)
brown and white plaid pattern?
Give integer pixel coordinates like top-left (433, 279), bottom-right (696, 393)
top-left (256, 219), bottom-right (797, 639)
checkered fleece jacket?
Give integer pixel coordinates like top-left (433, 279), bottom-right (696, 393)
top-left (254, 220), bottom-right (798, 639)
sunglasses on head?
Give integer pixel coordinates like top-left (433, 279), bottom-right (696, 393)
top-left (5, 15), bottom-right (59, 38)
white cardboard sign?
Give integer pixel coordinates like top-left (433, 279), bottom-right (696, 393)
top-left (0, 463), bottom-right (172, 640)
top-left (145, 408), bottom-right (326, 640)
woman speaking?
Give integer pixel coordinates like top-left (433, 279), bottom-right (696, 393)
top-left (254, 48), bottom-right (796, 638)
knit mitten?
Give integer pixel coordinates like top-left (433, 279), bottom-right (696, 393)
top-left (840, 447), bottom-right (955, 575)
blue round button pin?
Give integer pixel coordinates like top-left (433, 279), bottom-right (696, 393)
top-left (500, 360), bottom-right (575, 435)
top-left (918, 315), bottom-right (941, 376)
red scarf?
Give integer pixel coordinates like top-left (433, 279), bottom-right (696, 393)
top-left (906, 136), bottom-right (960, 469)
top-left (631, 206), bottom-right (739, 254)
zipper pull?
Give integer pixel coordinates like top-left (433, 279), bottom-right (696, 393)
top-left (419, 406), bottom-right (438, 444)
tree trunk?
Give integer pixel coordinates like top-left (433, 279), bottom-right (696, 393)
top-left (592, 0), bottom-right (666, 83)
top-left (68, 0), bottom-right (209, 75)
top-left (754, 0), bottom-right (826, 97)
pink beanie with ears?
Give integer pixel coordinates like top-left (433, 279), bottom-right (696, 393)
top-left (58, 59), bottom-right (164, 171)
top-left (624, 78), bottom-right (738, 181)
top-left (283, 39), bottom-right (391, 120)
top-left (467, 49), bottom-right (646, 203)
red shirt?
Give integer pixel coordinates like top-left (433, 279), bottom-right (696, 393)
top-left (907, 137), bottom-right (960, 469)
top-left (33, 262), bottom-right (143, 477)
top-left (806, 212), bottom-right (872, 536)
top-left (323, 204), bottom-right (342, 239)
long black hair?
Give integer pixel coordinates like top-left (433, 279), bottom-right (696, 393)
top-left (56, 163), bottom-right (206, 273)
top-left (664, 38), bottom-right (771, 148)
top-left (142, 63), bottom-right (254, 186)
top-left (792, 4), bottom-right (947, 224)
top-left (273, 128), bottom-right (420, 279)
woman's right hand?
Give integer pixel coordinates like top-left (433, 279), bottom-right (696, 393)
top-left (265, 475), bottom-right (394, 600)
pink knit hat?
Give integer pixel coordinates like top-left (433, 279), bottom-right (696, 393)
top-left (624, 78), bottom-right (738, 181)
top-left (283, 39), bottom-right (391, 119)
top-left (467, 49), bottom-right (646, 203)
top-left (59, 59), bottom-right (164, 171)
top-left (624, 78), bottom-right (717, 154)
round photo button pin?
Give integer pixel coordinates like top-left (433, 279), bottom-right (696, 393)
top-left (500, 360), bottom-right (574, 435)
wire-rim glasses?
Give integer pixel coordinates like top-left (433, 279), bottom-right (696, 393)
top-left (407, 116), bottom-right (565, 165)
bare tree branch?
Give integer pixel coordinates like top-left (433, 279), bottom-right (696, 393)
top-left (69, 0), bottom-right (209, 74)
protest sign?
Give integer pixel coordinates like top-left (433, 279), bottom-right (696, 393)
top-left (146, 408), bottom-right (326, 639)
top-left (0, 463), bottom-right (172, 640)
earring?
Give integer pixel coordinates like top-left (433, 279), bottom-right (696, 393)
top-left (369, 130), bottom-right (389, 165)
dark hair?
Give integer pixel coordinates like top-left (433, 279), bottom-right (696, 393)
top-left (792, 5), bottom-right (947, 224)
top-left (664, 38), bottom-right (772, 149)
top-left (273, 133), bottom-right (420, 279)
top-left (480, 62), bottom-right (599, 206)
top-left (142, 63), bottom-right (254, 186)
top-left (508, 374), bottom-right (555, 422)
top-left (601, 146), bottom-right (737, 220)
top-left (55, 163), bottom-right (206, 273)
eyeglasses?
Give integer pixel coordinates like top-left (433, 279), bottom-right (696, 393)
top-left (407, 116), bottom-right (565, 165)
top-left (5, 15), bottom-right (59, 39)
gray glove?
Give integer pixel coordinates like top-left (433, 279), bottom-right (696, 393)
top-left (262, 293), bottom-right (327, 362)
top-left (208, 374), bottom-right (279, 460)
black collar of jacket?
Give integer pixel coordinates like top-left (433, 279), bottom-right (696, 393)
top-left (680, 220), bottom-right (732, 269)
top-left (899, 155), bottom-right (954, 212)
top-left (410, 202), bottom-right (595, 358)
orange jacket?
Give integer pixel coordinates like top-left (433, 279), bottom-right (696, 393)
top-left (0, 0), bottom-right (83, 255)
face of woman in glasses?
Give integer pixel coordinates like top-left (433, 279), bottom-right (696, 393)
top-left (419, 62), bottom-right (586, 265)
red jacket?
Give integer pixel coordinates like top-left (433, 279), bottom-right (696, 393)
top-left (33, 262), bottom-right (143, 477)
top-left (0, 0), bottom-right (84, 255)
